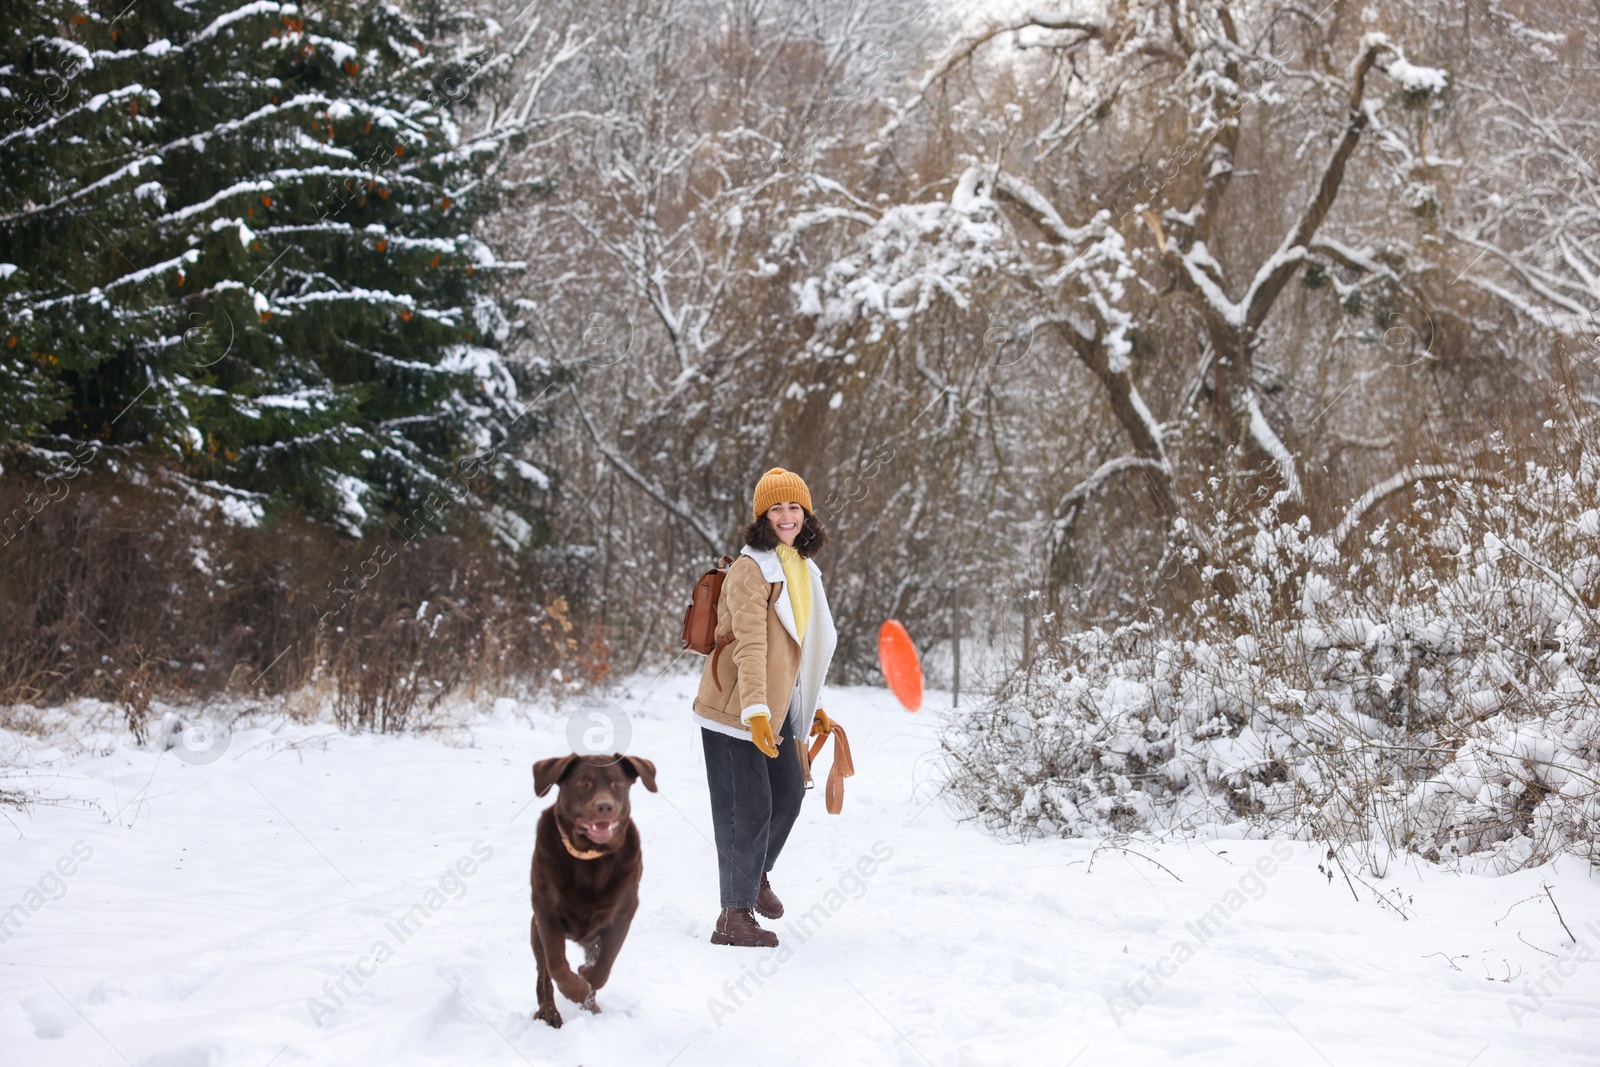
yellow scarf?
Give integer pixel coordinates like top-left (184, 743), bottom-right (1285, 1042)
top-left (774, 543), bottom-right (811, 645)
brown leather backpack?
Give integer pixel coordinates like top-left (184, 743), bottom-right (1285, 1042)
top-left (681, 555), bottom-right (734, 654)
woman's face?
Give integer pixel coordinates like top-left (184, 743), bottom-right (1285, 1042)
top-left (766, 501), bottom-right (805, 547)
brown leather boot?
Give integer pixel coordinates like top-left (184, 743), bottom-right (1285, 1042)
top-left (755, 873), bottom-right (783, 920)
top-left (711, 907), bottom-right (778, 947)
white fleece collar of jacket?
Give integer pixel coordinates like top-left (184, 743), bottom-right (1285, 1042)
top-left (737, 544), bottom-right (836, 734)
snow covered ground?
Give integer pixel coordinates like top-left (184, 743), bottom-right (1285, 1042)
top-left (3, 674), bottom-right (1599, 1066)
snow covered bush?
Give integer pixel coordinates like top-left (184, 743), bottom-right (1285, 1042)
top-left (945, 410), bottom-right (1600, 872)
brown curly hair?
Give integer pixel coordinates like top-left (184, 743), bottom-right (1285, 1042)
top-left (741, 508), bottom-right (829, 558)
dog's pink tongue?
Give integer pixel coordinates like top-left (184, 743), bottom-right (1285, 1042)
top-left (585, 821), bottom-right (615, 843)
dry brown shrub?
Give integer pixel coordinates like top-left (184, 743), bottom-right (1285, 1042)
top-left (0, 468), bottom-right (605, 730)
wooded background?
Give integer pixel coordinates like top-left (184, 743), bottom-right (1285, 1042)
top-left (3, 0), bottom-right (1596, 720)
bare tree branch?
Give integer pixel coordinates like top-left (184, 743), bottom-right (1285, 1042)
top-left (568, 386), bottom-right (725, 554)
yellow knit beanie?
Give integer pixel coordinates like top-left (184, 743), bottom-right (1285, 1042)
top-left (752, 467), bottom-right (813, 519)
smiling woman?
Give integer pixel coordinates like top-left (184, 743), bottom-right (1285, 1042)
top-left (691, 467), bottom-right (838, 948)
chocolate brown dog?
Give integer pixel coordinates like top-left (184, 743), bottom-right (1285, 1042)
top-left (529, 752), bottom-right (657, 1027)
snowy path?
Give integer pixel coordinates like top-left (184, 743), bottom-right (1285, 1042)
top-left (3, 676), bottom-right (1599, 1066)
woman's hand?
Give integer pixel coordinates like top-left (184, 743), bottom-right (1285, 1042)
top-left (749, 715), bottom-right (779, 758)
top-left (810, 709), bottom-right (833, 738)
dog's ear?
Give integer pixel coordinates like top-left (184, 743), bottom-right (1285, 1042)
top-left (618, 755), bottom-right (657, 793)
top-left (533, 754), bottom-right (581, 797)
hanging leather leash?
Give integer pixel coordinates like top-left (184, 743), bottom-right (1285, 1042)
top-left (807, 721), bottom-right (855, 815)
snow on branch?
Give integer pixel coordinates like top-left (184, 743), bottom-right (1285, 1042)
top-left (1057, 454), bottom-right (1168, 514)
top-left (508, 23), bottom-right (596, 129)
top-left (1245, 389), bottom-right (1302, 501)
top-left (1048, 453), bottom-right (1169, 545)
top-left (1384, 56), bottom-right (1448, 96)
top-left (161, 469), bottom-right (268, 528)
top-left (869, 12), bottom-right (1101, 154)
top-left (158, 179), bottom-right (276, 224)
top-left (775, 206), bottom-right (879, 252)
top-left (1448, 230), bottom-right (1597, 328)
top-left (993, 173), bottom-right (1095, 246)
top-left (792, 167), bottom-right (1008, 339)
top-left (1334, 464), bottom-right (1505, 545)
top-left (990, 175), bottom-right (1135, 325)
top-left (1307, 236), bottom-right (1395, 281)
top-left (190, 0), bottom-right (288, 45)
top-left (0, 135), bottom-right (163, 224)
top-left (1177, 247), bottom-right (1243, 328)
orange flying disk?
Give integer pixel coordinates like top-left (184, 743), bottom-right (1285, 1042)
top-left (877, 619), bottom-right (923, 712)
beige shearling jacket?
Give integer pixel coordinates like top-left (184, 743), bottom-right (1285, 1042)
top-left (692, 545), bottom-right (837, 756)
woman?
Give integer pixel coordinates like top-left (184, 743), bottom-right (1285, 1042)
top-left (692, 467), bottom-right (837, 947)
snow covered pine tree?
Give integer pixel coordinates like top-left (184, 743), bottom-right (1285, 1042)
top-left (0, 0), bottom-right (547, 531)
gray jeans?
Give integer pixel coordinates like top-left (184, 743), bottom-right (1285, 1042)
top-left (701, 703), bottom-right (806, 909)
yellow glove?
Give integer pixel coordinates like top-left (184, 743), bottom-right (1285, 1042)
top-left (748, 714), bottom-right (779, 758)
top-left (811, 709), bottom-right (833, 738)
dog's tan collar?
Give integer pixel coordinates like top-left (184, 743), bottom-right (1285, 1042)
top-left (557, 821), bottom-right (608, 861)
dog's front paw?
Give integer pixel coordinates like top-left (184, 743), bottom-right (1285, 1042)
top-left (555, 971), bottom-right (592, 1005)
top-left (582, 990), bottom-right (601, 1015)
top-left (578, 962), bottom-right (610, 991)
top-left (534, 1002), bottom-right (563, 1028)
